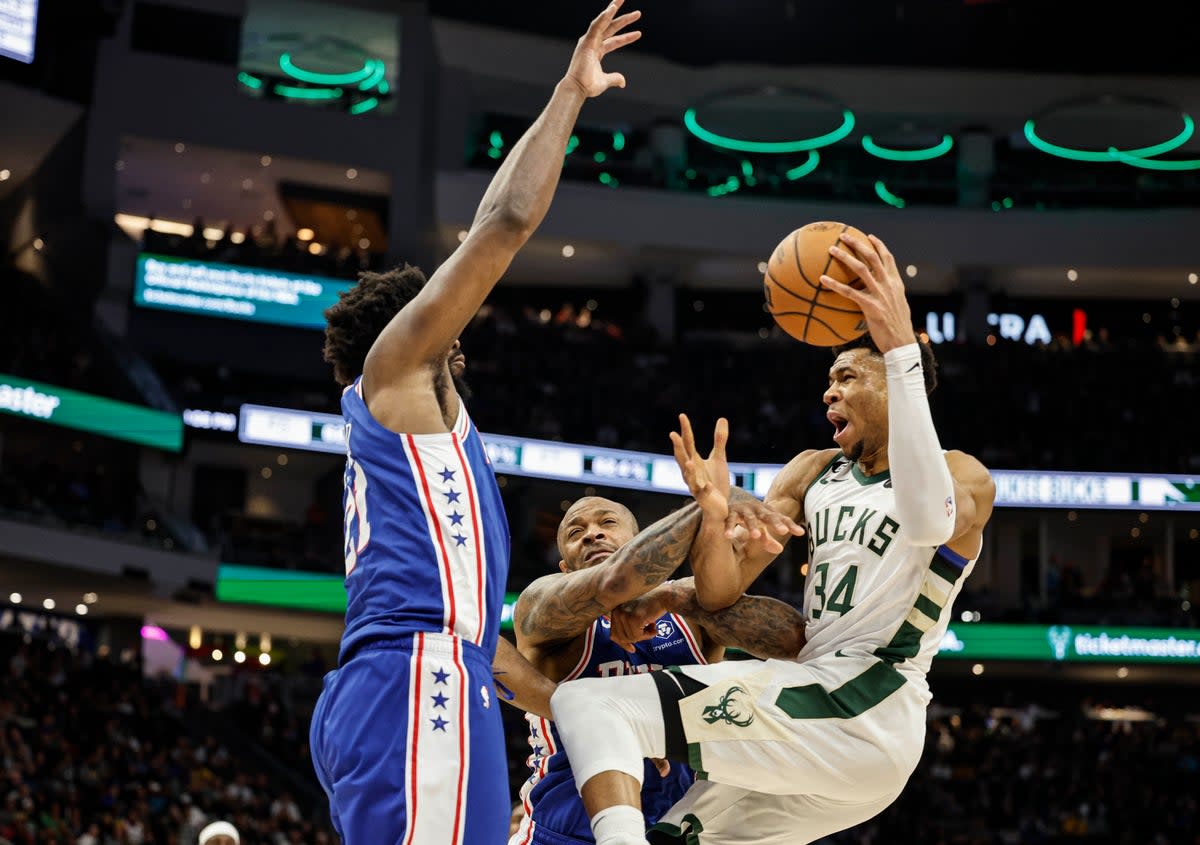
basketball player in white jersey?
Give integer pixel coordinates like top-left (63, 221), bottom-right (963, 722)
top-left (549, 230), bottom-right (997, 845)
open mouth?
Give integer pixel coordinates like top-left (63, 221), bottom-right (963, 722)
top-left (827, 411), bottom-right (850, 444)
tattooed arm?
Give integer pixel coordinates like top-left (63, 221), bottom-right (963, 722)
top-left (514, 503), bottom-right (703, 650)
top-left (611, 577), bottom-right (806, 660)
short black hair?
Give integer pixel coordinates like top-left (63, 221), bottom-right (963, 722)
top-left (832, 334), bottom-right (939, 395)
top-left (323, 264), bottom-right (427, 386)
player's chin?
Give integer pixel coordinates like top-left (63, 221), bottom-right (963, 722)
top-left (450, 356), bottom-right (466, 378)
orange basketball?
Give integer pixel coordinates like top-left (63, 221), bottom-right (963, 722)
top-left (763, 221), bottom-right (870, 346)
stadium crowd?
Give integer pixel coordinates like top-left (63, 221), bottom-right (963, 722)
top-left (4, 627), bottom-right (1198, 845)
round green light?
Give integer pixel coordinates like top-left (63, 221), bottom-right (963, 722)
top-left (874, 180), bottom-right (906, 209)
top-left (683, 107), bottom-right (855, 154)
top-left (280, 53), bottom-right (375, 86)
top-left (612, 131), bottom-right (625, 151)
top-left (861, 134), bottom-right (953, 161)
top-left (594, 151), bottom-right (607, 163)
top-left (1108, 148), bottom-right (1200, 170)
top-left (1023, 114), bottom-right (1194, 162)
top-left (784, 151), bottom-right (820, 181)
top-left (489, 131), bottom-right (504, 149)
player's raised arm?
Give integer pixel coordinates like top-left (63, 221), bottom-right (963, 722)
top-left (820, 232), bottom-right (957, 545)
top-left (363, 1), bottom-right (641, 390)
top-left (514, 503), bottom-right (702, 650)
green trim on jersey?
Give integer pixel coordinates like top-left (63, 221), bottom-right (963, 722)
top-left (876, 548), bottom-right (968, 665)
top-left (648, 812), bottom-right (706, 845)
top-left (850, 462), bottom-right (891, 486)
top-left (803, 452), bottom-right (843, 503)
top-left (774, 661), bottom-right (906, 719)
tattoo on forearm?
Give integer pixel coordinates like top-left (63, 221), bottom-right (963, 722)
top-left (674, 578), bottom-right (806, 659)
top-left (624, 502), bottom-right (703, 586)
top-left (519, 504), bottom-right (703, 641)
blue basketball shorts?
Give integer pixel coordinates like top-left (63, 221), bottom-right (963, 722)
top-left (310, 631), bottom-right (508, 845)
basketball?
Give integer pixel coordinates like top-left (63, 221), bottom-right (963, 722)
top-left (763, 221), bottom-right (870, 346)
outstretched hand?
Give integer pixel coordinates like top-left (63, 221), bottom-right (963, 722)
top-left (724, 497), bottom-right (805, 555)
top-left (669, 414), bottom-right (731, 520)
top-left (564, 0), bottom-right (642, 98)
top-left (818, 232), bottom-right (917, 354)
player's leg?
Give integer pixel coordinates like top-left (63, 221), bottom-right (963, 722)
top-left (555, 657), bottom-right (924, 844)
top-left (647, 780), bottom-right (902, 845)
top-left (550, 671), bottom-right (679, 845)
top-left (669, 658), bottom-right (926, 799)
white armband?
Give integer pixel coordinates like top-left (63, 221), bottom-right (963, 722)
top-left (884, 343), bottom-right (955, 545)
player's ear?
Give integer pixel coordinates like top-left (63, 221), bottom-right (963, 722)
top-left (558, 559), bottom-right (568, 573)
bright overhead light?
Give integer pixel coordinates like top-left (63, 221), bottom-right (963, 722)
top-left (174, 142), bottom-right (186, 153)
top-left (234, 650), bottom-right (246, 664)
top-left (75, 604), bottom-right (88, 616)
top-left (905, 264), bottom-right (918, 278)
top-left (212, 648), bottom-right (224, 661)
top-left (259, 653), bottom-right (271, 666)
top-left (346, 168), bottom-right (358, 179)
top-left (43, 598), bottom-right (56, 610)
top-left (1189, 273), bottom-right (1198, 285)
top-left (757, 261), bottom-right (767, 274)
top-left (308, 242), bottom-right (323, 255)
top-left (83, 592), bottom-right (98, 604)
top-left (457, 229), bottom-right (468, 243)
top-left (358, 238), bottom-right (370, 250)
top-left (1067, 269), bottom-right (1078, 281)
top-left (8, 592), bottom-right (20, 604)
top-left (296, 228), bottom-right (314, 241)
top-left (562, 244), bottom-right (575, 258)
top-left (261, 155), bottom-right (272, 166)
top-left (0, 169), bottom-right (10, 181)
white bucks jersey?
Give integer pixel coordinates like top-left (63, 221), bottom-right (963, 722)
top-left (798, 455), bottom-right (975, 694)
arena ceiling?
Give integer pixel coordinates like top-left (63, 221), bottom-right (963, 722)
top-left (429, 0), bottom-right (1196, 78)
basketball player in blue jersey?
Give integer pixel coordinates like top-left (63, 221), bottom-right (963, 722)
top-left (307, 4), bottom-right (644, 844)
top-left (509, 495), bottom-right (808, 845)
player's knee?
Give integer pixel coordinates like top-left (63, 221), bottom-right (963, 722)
top-left (550, 677), bottom-right (595, 725)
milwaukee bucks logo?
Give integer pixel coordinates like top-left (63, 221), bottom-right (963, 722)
top-left (701, 685), bottom-right (755, 727)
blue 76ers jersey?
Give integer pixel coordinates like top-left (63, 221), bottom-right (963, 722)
top-left (338, 379), bottom-right (510, 663)
top-left (509, 612), bottom-right (708, 845)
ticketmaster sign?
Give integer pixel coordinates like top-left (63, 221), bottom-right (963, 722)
top-left (0, 373), bottom-right (183, 451)
top-left (937, 624), bottom-right (1200, 664)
